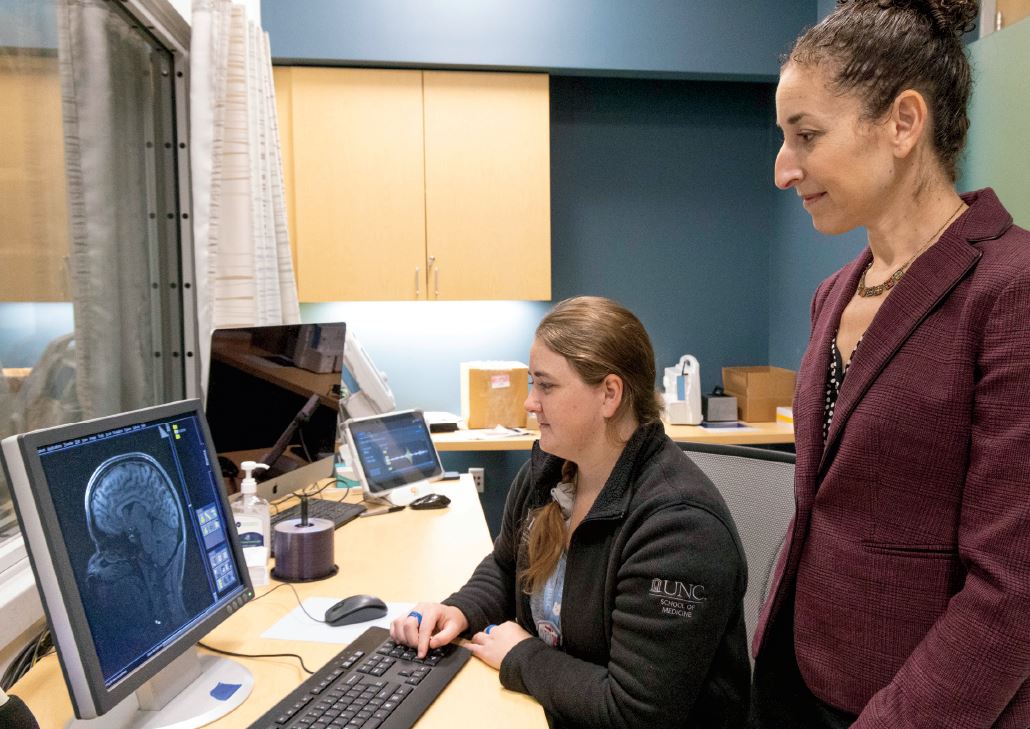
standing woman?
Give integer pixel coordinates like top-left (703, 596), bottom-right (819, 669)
top-left (755, 1), bottom-right (1030, 727)
top-left (392, 296), bottom-right (751, 728)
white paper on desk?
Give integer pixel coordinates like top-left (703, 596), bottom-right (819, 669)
top-left (697, 423), bottom-right (760, 433)
top-left (261, 597), bottom-right (415, 644)
top-left (463, 426), bottom-right (531, 440)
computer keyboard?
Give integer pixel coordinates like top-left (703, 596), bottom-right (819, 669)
top-left (271, 499), bottom-right (367, 530)
top-left (250, 626), bottom-right (470, 729)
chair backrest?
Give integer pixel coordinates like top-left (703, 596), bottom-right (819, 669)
top-left (678, 442), bottom-right (795, 654)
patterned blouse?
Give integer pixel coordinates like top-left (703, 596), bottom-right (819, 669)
top-left (824, 334), bottom-right (862, 443)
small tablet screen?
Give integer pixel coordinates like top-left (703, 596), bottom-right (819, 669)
top-left (345, 410), bottom-right (443, 494)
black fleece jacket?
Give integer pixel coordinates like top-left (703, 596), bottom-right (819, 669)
top-left (443, 423), bottom-right (750, 728)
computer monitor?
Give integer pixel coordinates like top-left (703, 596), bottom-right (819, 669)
top-left (343, 410), bottom-right (444, 507)
top-left (206, 323), bottom-right (343, 501)
top-left (0, 399), bottom-right (254, 729)
top-left (206, 323), bottom-right (396, 501)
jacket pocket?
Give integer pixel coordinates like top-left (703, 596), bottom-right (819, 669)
top-left (861, 542), bottom-right (955, 559)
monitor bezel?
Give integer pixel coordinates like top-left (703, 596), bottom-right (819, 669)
top-left (344, 409), bottom-right (444, 502)
top-left (0, 399), bottom-right (254, 718)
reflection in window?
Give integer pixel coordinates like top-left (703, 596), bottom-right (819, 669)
top-left (0, 0), bottom-right (191, 555)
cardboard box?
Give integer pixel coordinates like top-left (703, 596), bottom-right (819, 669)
top-left (460, 361), bottom-right (529, 429)
top-left (721, 366), bottom-right (796, 422)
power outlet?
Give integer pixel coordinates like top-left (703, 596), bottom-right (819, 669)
top-left (469, 467), bottom-right (485, 493)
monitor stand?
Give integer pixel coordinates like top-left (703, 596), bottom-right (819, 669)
top-left (68, 650), bottom-right (253, 729)
top-left (364, 480), bottom-right (429, 508)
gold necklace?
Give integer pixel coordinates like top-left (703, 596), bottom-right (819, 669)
top-left (856, 201), bottom-right (965, 298)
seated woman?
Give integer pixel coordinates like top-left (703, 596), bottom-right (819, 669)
top-left (392, 296), bottom-right (750, 728)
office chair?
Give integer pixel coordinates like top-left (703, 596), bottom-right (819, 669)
top-left (677, 442), bottom-right (796, 655)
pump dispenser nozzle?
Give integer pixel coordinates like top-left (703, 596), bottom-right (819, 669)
top-left (239, 461), bottom-right (270, 494)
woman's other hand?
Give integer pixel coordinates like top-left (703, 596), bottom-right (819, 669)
top-left (468, 620), bottom-right (532, 670)
top-left (389, 602), bottom-right (469, 658)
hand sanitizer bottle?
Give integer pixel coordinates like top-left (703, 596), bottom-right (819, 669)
top-left (230, 461), bottom-right (271, 586)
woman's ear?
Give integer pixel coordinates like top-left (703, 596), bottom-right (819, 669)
top-left (890, 89), bottom-right (929, 159)
top-left (600, 374), bottom-right (625, 418)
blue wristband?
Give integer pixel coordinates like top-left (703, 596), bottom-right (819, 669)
top-left (485, 624), bottom-right (496, 635)
top-left (408, 610), bottom-right (423, 627)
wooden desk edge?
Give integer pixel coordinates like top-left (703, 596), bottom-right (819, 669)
top-left (432, 421), bottom-right (794, 451)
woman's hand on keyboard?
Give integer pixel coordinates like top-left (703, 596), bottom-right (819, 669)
top-left (390, 602), bottom-right (468, 659)
top-left (468, 621), bottom-right (531, 670)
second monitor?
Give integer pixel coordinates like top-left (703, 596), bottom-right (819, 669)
top-left (344, 410), bottom-right (444, 507)
top-left (206, 322), bottom-right (396, 500)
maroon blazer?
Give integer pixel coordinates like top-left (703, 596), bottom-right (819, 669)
top-left (754, 188), bottom-right (1030, 728)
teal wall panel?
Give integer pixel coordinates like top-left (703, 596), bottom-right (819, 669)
top-left (961, 21), bottom-right (1030, 227)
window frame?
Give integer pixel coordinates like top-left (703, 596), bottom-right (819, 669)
top-left (0, 0), bottom-right (198, 663)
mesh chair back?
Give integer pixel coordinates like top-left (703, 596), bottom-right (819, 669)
top-left (678, 442), bottom-right (796, 654)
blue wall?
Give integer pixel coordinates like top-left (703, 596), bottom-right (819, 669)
top-left (550, 76), bottom-right (776, 393)
top-left (263, 0), bottom-right (813, 81)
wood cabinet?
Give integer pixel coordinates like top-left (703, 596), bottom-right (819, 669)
top-left (0, 55), bottom-right (71, 302)
top-left (274, 67), bottom-right (550, 301)
top-left (998, 0), bottom-right (1030, 29)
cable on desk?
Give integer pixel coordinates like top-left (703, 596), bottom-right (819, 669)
top-left (198, 582), bottom-right (329, 675)
top-left (1, 629), bottom-right (54, 691)
top-left (198, 641), bottom-right (317, 676)
top-left (269, 477), bottom-right (339, 511)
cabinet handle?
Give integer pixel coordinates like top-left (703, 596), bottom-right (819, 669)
top-left (434, 267), bottom-right (440, 298)
top-left (415, 267), bottom-right (420, 297)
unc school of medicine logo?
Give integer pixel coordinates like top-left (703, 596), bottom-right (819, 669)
top-left (649, 578), bottom-right (708, 619)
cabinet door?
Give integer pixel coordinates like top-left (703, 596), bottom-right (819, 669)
top-left (288, 68), bottom-right (427, 301)
top-left (423, 72), bottom-right (551, 300)
top-left (272, 67), bottom-right (298, 277)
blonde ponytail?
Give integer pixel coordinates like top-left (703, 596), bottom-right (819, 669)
top-left (519, 462), bottom-right (576, 594)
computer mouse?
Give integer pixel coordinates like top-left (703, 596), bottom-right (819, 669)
top-left (324, 595), bottom-right (388, 626)
top-left (409, 493), bottom-right (451, 510)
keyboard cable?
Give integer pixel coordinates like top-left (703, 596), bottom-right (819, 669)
top-left (198, 582), bottom-right (331, 675)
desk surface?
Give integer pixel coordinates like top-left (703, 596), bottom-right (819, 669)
top-left (11, 476), bottom-right (544, 728)
top-left (432, 420), bottom-right (794, 451)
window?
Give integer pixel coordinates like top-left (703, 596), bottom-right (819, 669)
top-left (0, 0), bottom-right (196, 657)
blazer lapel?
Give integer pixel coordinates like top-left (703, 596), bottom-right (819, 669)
top-left (794, 254), bottom-right (869, 501)
top-left (819, 228), bottom-right (982, 475)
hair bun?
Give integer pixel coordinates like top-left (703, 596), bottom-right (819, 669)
top-left (838, 0), bottom-right (979, 36)
top-left (922, 0), bottom-right (979, 36)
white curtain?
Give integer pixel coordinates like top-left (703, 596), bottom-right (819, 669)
top-left (190, 0), bottom-right (300, 393)
top-left (57, 0), bottom-right (156, 420)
